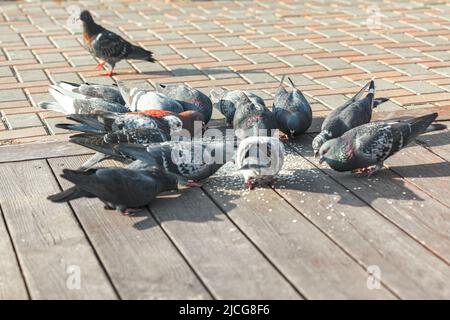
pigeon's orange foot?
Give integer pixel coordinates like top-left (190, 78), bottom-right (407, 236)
top-left (186, 181), bottom-right (203, 188)
top-left (351, 167), bottom-right (371, 174)
top-left (95, 62), bottom-right (106, 69)
top-left (279, 133), bottom-right (289, 140)
top-left (105, 70), bottom-right (115, 77)
top-left (121, 208), bottom-right (140, 216)
top-left (245, 179), bottom-right (256, 190)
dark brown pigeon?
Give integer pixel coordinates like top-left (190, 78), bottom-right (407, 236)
top-left (80, 10), bottom-right (155, 76)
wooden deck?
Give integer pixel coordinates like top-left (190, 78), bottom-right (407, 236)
top-left (0, 110), bottom-right (450, 299)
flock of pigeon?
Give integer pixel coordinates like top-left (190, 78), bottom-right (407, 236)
top-left (37, 10), bottom-right (445, 214)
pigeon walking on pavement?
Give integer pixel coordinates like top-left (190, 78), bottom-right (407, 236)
top-left (47, 167), bottom-right (178, 215)
top-left (318, 113), bottom-right (444, 175)
top-left (156, 83), bottom-right (213, 124)
top-left (312, 80), bottom-right (389, 157)
top-left (80, 10), bottom-right (155, 76)
top-left (210, 89), bottom-right (266, 126)
top-left (273, 76), bottom-right (312, 139)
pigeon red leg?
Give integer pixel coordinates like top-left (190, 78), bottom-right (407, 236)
top-left (95, 61), bottom-right (106, 69)
top-left (245, 179), bottom-right (256, 190)
top-left (105, 70), bottom-right (115, 77)
top-left (186, 181), bottom-right (203, 188)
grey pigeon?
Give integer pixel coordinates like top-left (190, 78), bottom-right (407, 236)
top-left (57, 81), bottom-right (125, 105)
top-left (114, 139), bottom-right (236, 183)
top-left (80, 10), bottom-right (155, 76)
top-left (47, 167), bottom-right (177, 214)
top-left (232, 91), bottom-right (277, 139)
top-left (39, 84), bottom-right (128, 114)
top-left (273, 76), bottom-right (313, 139)
top-left (156, 83), bottom-right (213, 124)
top-left (117, 81), bottom-right (184, 113)
top-left (312, 80), bottom-right (389, 156)
top-left (318, 112), bottom-right (442, 175)
top-left (210, 89), bottom-right (266, 126)
top-left (236, 136), bottom-right (285, 190)
top-left (58, 112), bottom-right (180, 170)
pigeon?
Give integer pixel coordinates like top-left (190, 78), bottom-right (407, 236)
top-left (210, 89), bottom-right (266, 126)
top-left (232, 91), bottom-right (277, 139)
top-left (80, 10), bottom-right (155, 76)
top-left (156, 83), bottom-right (213, 124)
top-left (312, 80), bottom-right (389, 157)
top-left (273, 76), bottom-right (312, 139)
top-left (117, 82), bottom-right (184, 113)
top-left (236, 136), bottom-right (285, 190)
top-left (56, 81), bottom-right (125, 105)
top-left (318, 112), bottom-right (443, 175)
top-left (47, 167), bottom-right (178, 214)
top-left (39, 84), bottom-right (128, 114)
top-left (110, 139), bottom-right (236, 184)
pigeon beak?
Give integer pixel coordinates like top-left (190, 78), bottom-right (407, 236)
top-left (318, 156), bottom-right (325, 164)
top-left (314, 150), bottom-right (319, 158)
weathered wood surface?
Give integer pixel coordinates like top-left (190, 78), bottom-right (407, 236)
top-left (48, 156), bottom-right (210, 300)
top-left (204, 174), bottom-right (395, 299)
top-left (284, 140), bottom-right (450, 299)
top-left (0, 206), bottom-right (28, 299)
top-left (0, 111), bottom-right (449, 299)
top-left (0, 160), bottom-right (116, 299)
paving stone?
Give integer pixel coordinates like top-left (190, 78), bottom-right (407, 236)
top-left (398, 81), bottom-right (445, 94)
top-left (424, 51), bottom-right (450, 61)
top-left (353, 61), bottom-right (393, 73)
top-left (0, 67), bottom-right (14, 77)
top-left (278, 55), bottom-right (315, 67)
top-left (209, 50), bottom-right (242, 61)
top-left (49, 72), bottom-right (82, 84)
top-left (6, 113), bottom-right (43, 129)
top-left (247, 38), bottom-right (280, 48)
top-left (36, 53), bottom-right (66, 63)
top-left (316, 58), bottom-right (352, 70)
top-left (314, 95), bottom-right (350, 109)
top-left (170, 65), bottom-right (203, 76)
top-left (280, 40), bottom-right (315, 50)
top-left (350, 45), bottom-right (386, 55)
top-left (317, 77), bottom-right (356, 89)
top-left (314, 42), bottom-right (349, 52)
top-left (392, 64), bottom-right (430, 75)
top-left (51, 37), bottom-right (82, 48)
top-left (24, 36), bottom-right (52, 46)
top-left (240, 71), bottom-right (277, 84)
top-left (355, 79), bottom-right (398, 90)
top-left (282, 74), bottom-right (316, 86)
top-left (387, 48), bottom-right (423, 58)
top-left (69, 55), bottom-right (98, 67)
top-left (28, 92), bottom-right (53, 107)
top-left (185, 34), bottom-right (216, 43)
top-left (0, 89), bottom-right (27, 103)
top-left (17, 69), bottom-right (48, 82)
top-left (175, 48), bottom-right (209, 58)
top-left (6, 50), bottom-right (35, 60)
top-left (245, 53), bottom-right (278, 63)
top-left (202, 68), bottom-right (240, 80)
top-left (215, 36), bottom-right (248, 46)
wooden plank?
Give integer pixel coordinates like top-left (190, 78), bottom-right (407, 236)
top-left (297, 135), bottom-right (450, 265)
top-left (203, 169), bottom-right (395, 299)
top-left (48, 155), bottom-right (210, 300)
top-left (0, 160), bottom-right (116, 299)
top-left (0, 141), bottom-right (91, 163)
top-left (150, 187), bottom-right (301, 299)
top-left (384, 144), bottom-right (450, 208)
top-left (280, 142), bottom-right (450, 299)
top-left (0, 207), bottom-right (28, 299)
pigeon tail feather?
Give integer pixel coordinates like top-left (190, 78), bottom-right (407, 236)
top-left (127, 45), bottom-right (155, 62)
top-left (47, 186), bottom-right (87, 202)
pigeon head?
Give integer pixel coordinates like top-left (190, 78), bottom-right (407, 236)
top-left (318, 139), bottom-right (335, 164)
top-left (178, 110), bottom-right (205, 137)
top-left (318, 138), bottom-right (351, 172)
top-left (312, 130), bottom-right (332, 157)
top-left (79, 10), bottom-right (94, 23)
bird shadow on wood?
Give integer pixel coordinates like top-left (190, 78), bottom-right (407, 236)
top-left (132, 188), bottom-right (235, 230)
top-left (388, 162), bottom-right (450, 178)
top-left (416, 130), bottom-right (450, 148)
top-left (273, 167), bottom-right (425, 207)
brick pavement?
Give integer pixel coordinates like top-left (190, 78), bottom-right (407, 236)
top-left (1, 0), bottom-right (450, 144)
